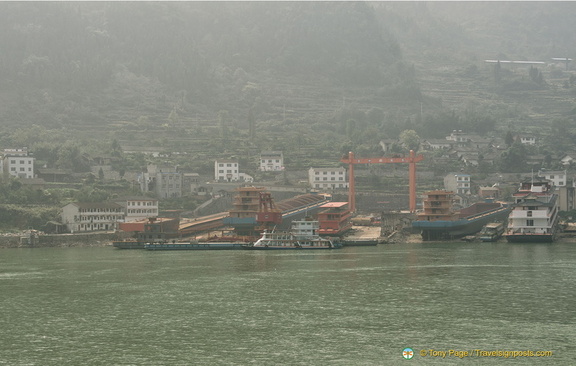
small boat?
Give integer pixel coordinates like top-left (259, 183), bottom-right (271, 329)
top-left (243, 219), bottom-right (342, 250)
top-left (341, 238), bottom-right (380, 246)
top-left (478, 222), bottom-right (505, 242)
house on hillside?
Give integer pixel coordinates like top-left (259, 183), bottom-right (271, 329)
top-left (112, 196), bottom-right (159, 222)
top-left (214, 159), bottom-right (239, 182)
top-left (560, 152), bottom-right (576, 166)
top-left (259, 151), bottom-right (284, 171)
top-left (444, 172), bottom-right (472, 196)
top-left (36, 168), bottom-right (72, 182)
top-left (308, 167), bottom-right (348, 190)
top-left (537, 169), bottom-right (567, 187)
top-left (420, 139), bottom-right (454, 151)
top-left (478, 186), bottom-right (501, 199)
top-left (517, 134), bottom-right (537, 145)
top-left (139, 164), bottom-right (182, 198)
top-left (2, 148), bottom-right (34, 179)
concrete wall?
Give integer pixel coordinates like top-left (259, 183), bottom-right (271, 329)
top-left (0, 232), bottom-right (131, 249)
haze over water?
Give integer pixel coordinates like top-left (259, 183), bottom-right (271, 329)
top-left (0, 242), bottom-right (573, 365)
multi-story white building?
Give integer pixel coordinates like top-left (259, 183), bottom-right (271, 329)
top-left (260, 151), bottom-right (284, 171)
top-left (139, 165), bottom-right (182, 198)
top-left (113, 196), bottom-right (159, 222)
top-left (308, 167), bottom-right (348, 190)
top-left (444, 172), bottom-right (472, 195)
top-left (61, 202), bottom-right (124, 233)
top-left (444, 172), bottom-right (472, 207)
top-left (2, 148), bottom-right (34, 179)
top-left (215, 160), bottom-right (240, 181)
top-left (538, 169), bottom-right (566, 187)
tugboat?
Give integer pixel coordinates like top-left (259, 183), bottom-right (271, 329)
top-left (243, 219), bottom-right (342, 250)
top-left (478, 222), bottom-right (505, 242)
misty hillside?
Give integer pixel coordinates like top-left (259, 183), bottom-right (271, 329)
top-left (0, 2), bottom-right (403, 128)
top-left (0, 2), bottom-right (574, 153)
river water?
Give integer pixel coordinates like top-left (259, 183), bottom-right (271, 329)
top-left (0, 241), bottom-right (574, 365)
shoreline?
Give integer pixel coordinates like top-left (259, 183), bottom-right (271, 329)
top-left (2, 231), bottom-right (575, 249)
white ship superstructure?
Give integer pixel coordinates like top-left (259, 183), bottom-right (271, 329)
top-left (505, 180), bottom-right (559, 243)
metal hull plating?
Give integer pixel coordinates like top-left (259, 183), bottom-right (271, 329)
top-left (412, 206), bottom-right (511, 241)
top-left (504, 234), bottom-right (555, 243)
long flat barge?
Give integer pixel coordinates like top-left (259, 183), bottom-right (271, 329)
top-left (144, 242), bottom-right (246, 250)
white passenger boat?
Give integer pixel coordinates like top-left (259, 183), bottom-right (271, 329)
top-left (243, 219), bottom-right (342, 250)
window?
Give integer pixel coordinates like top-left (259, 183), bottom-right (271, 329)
top-left (527, 211), bottom-right (532, 217)
top-left (527, 219), bottom-right (534, 226)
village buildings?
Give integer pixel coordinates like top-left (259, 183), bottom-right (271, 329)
top-left (308, 167), bottom-right (348, 190)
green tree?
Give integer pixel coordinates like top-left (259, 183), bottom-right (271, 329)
top-left (399, 129), bottom-right (420, 152)
top-left (504, 130), bottom-right (515, 147)
top-left (499, 141), bottom-right (527, 172)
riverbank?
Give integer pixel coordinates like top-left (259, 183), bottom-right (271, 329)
top-left (0, 231), bottom-right (132, 249)
top-left (2, 230), bottom-right (575, 249)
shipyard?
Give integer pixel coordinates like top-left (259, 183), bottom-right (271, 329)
top-left (3, 3), bottom-right (576, 365)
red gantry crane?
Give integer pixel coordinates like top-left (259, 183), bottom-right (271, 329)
top-left (341, 150), bottom-right (424, 213)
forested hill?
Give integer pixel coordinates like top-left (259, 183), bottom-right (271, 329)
top-left (0, 2), bottom-right (404, 129)
top-left (0, 2), bottom-right (575, 152)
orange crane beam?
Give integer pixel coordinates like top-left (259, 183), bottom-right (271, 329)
top-left (341, 150), bottom-right (424, 213)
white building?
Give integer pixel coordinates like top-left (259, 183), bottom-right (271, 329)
top-left (538, 169), bottom-right (566, 187)
top-left (518, 134), bottom-right (537, 145)
top-left (3, 148), bottom-right (34, 179)
top-left (260, 151), bottom-right (284, 171)
top-left (444, 172), bottom-right (472, 195)
top-left (308, 167), bottom-right (348, 190)
top-left (113, 196), bottom-right (159, 222)
top-left (215, 160), bottom-right (240, 182)
top-left (139, 165), bottom-right (182, 198)
top-left (61, 202), bottom-right (124, 233)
